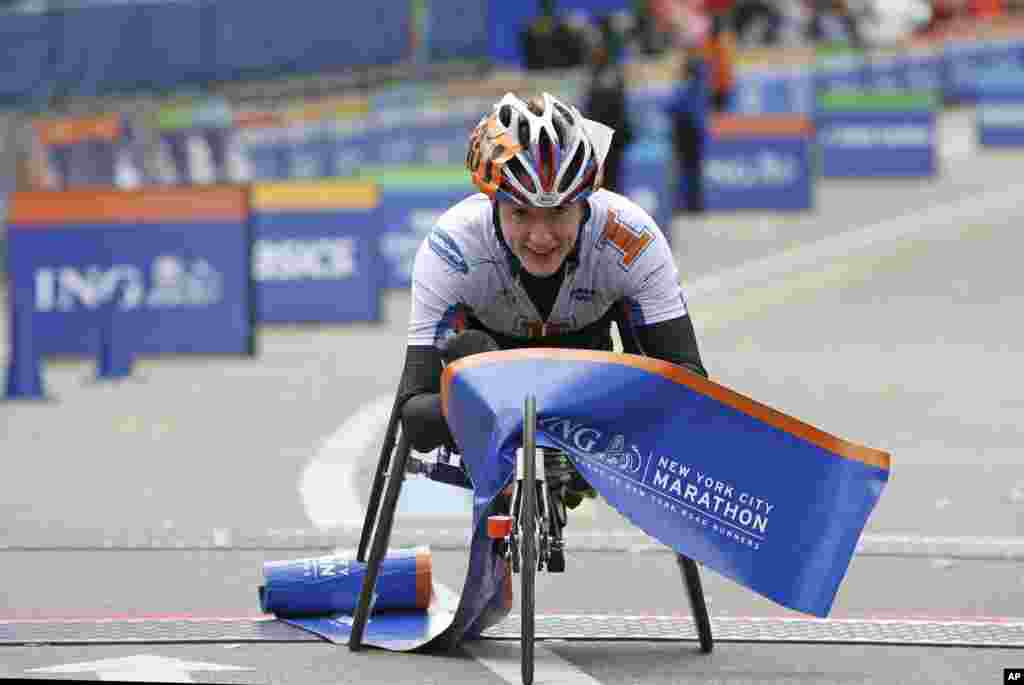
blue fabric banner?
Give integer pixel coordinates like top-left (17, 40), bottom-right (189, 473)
top-left (442, 350), bottom-right (890, 618)
top-left (261, 547), bottom-right (431, 618)
top-left (262, 547), bottom-right (461, 651)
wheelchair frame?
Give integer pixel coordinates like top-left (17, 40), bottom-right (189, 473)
top-left (347, 390), bottom-right (713, 685)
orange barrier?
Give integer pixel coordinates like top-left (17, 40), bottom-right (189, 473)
top-left (710, 114), bottom-right (814, 139)
top-left (32, 114), bottom-right (123, 146)
top-left (8, 186), bottom-right (249, 226)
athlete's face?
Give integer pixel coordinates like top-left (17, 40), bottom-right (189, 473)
top-left (498, 201), bottom-right (584, 277)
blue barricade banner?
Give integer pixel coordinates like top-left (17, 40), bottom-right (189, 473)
top-left (6, 188), bottom-right (253, 357)
top-left (976, 69), bottom-right (1024, 146)
top-left (376, 182), bottom-right (475, 289)
top-left (442, 350), bottom-right (891, 618)
top-left (902, 48), bottom-right (946, 94)
top-left (621, 158), bottom-right (674, 244)
top-left (702, 116), bottom-right (814, 212)
top-left (233, 111), bottom-right (291, 182)
top-left (156, 100), bottom-right (234, 186)
top-left (0, 12), bottom-right (56, 106)
top-left (32, 113), bottom-right (144, 190)
top-left (622, 89), bottom-right (675, 231)
top-left (733, 70), bottom-right (814, 115)
top-left (251, 181), bottom-right (382, 323)
top-left (814, 47), bottom-right (868, 94)
top-left (817, 92), bottom-right (937, 178)
top-left (945, 38), bottom-right (1024, 103)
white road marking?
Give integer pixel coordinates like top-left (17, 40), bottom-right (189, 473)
top-left (27, 654), bottom-right (250, 683)
top-left (299, 394), bottom-right (394, 529)
top-left (465, 641), bottom-right (604, 685)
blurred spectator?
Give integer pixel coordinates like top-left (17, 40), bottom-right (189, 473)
top-left (631, 0), bottom-right (677, 54)
top-left (730, 0), bottom-right (812, 46)
top-left (845, 0), bottom-right (932, 46)
top-left (809, 0), bottom-right (863, 47)
top-left (584, 17), bottom-right (634, 193)
top-left (649, 0), bottom-right (712, 47)
top-left (698, 12), bottom-right (736, 111)
top-left (521, 0), bottom-right (593, 70)
top-left (969, 0), bottom-right (1004, 17)
top-left (666, 53), bottom-right (709, 214)
top-left (733, 0), bottom-right (784, 45)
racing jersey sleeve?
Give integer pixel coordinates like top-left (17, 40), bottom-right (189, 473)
top-left (597, 195), bottom-right (705, 377)
top-left (613, 215), bottom-right (689, 328)
top-left (408, 232), bottom-right (468, 349)
top-left (401, 218), bottom-right (479, 451)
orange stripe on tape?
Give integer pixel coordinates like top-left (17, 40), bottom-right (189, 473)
top-left (8, 187), bottom-right (248, 225)
top-left (442, 349), bottom-right (890, 471)
top-left (415, 548), bottom-right (432, 609)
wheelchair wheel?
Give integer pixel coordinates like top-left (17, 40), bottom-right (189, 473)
top-left (348, 431), bottom-right (412, 652)
top-left (520, 394), bottom-right (537, 685)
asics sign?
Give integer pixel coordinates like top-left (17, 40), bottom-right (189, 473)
top-left (250, 182), bottom-right (382, 323)
top-left (254, 238), bottom-right (357, 281)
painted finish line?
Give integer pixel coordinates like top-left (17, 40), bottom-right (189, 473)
top-left (7, 532), bottom-right (1024, 561)
top-left (2, 615), bottom-right (1023, 648)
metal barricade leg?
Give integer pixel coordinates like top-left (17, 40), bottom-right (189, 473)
top-left (676, 554), bottom-right (713, 653)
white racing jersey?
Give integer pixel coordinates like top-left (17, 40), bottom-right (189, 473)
top-left (408, 189), bottom-right (688, 349)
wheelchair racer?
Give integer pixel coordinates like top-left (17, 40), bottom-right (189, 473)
top-left (398, 92), bottom-right (708, 508)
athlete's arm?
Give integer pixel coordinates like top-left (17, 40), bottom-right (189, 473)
top-left (633, 315), bottom-right (708, 378)
top-left (397, 345), bottom-right (453, 453)
top-left (397, 221), bottom-right (470, 453)
top-left (608, 204), bottom-right (708, 378)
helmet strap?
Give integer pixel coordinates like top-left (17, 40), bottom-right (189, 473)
top-left (491, 202), bottom-right (522, 279)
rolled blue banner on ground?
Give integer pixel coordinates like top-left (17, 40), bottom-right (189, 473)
top-left (261, 546), bottom-right (459, 651)
top-left (4, 293), bottom-right (46, 400)
top-left (442, 350), bottom-right (891, 618)
top-left (260, 547), bottom-right (431, 618)
top-left (280, 578), bottom-right (460, 651)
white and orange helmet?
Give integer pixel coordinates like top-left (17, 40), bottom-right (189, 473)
top-left (466, 92), bottom-right (615, 207)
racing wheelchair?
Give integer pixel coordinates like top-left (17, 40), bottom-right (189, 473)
top-left (348, 388), bottom-right (713, 685)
